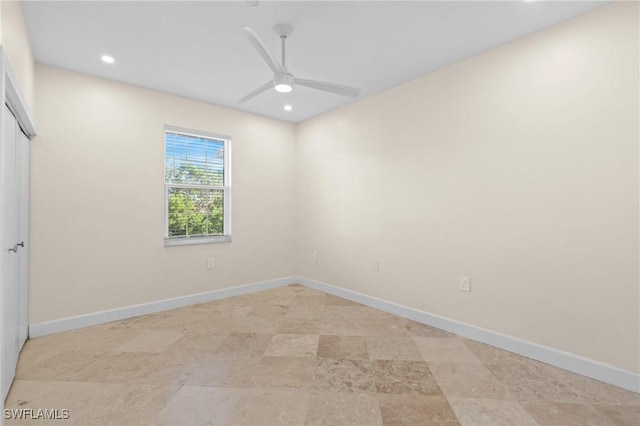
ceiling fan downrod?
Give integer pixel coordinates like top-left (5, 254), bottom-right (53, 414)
top-left (281, 34), bottom-right (286, 68)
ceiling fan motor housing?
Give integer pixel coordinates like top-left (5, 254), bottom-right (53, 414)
top-left (274, 72), bottom-right (294, 93)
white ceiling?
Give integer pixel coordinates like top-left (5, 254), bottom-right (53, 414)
top-left (22, 1), bottom-right (607, 123)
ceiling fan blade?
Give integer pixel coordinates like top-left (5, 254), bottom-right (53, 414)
top-left (243, 27), bottom-right (283, 75)
top-left (238, 80), bottom-right (274, 103)
top-left (294, 78), bottom-right (361, 98)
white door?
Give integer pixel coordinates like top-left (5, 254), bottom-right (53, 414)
top-left (17, 119), bottom-right (29, 347)
top-left (1, 105), bottom-right (29, 401)
top-left (16, 119), bottom-right (29, 346)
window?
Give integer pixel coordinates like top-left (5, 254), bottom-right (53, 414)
top-left (164, 126), bottom-right (231, 246)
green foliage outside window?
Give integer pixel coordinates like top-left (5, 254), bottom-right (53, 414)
top-left (168, 187), bottom-right (224, 237)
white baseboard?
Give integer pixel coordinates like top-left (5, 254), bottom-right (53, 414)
top-left (28, 276), bottom-right (296, 338)
top-left (297, 276), bottom-right (640, 394)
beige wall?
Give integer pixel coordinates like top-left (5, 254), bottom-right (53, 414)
top-left (1, 0), bottom-right (35, 109)
top-left (31, 65), bottom-right (296, 323)
top-left (295, 2), bottom-right (639, 373)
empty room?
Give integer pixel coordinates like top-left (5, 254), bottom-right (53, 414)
top-left (0, 0), bottom-right (638, 425)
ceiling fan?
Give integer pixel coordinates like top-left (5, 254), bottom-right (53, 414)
top-left (239, 23), bottom-right (362, 103)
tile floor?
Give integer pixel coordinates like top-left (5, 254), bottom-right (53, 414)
top-left (5, 284), bottom-right (639, 425)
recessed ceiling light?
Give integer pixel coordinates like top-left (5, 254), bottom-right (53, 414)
top-left (284, 105), bottom-right (292, 111)
top-left (101, 55), bottom-right (115, 64)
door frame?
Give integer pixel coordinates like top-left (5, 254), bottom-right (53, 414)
top-left (0, 48), bottom-right (37, 408)
top-left (0, 51), bottom-right (36, 138)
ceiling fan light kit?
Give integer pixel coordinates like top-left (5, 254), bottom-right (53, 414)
top-left (274, 72), bottom-right (293, 93)
top-left (239, 23), bottom-right (362, 103)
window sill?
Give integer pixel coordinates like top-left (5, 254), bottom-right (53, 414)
top-left (164, 235), bottom-right (231, 247)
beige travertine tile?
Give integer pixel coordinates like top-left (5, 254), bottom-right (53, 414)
top-left (14, 345), bottom-right (62, 379)
top-left (155, 386), bottom-right (309, 425)
top-left (15, 350), bottom-right (101, 382)
top-left (462, 339), bottom-right (526, 366)
top-left (5, 380), bottom-right (179, 426)
top-left (522, 401), bottom-right (617, 426)
top-left (264, 333), bottom-right (320, 357)
top-left (486, 360), bottom-right (584, 403)
top-left (285, 302), bottom-right (325, 318)
top-left (223, 315), bottom-right (284, 333)
top-left (116, 330), bottom-right (185, 353)
top-left (467, 339), bottom-right (638, 405)
top-left (247, 303), bottom-right (289, 318)
top-left (377, 393), bottom-right (460, 425)
top-left (429, 363), bottom-right (514, 399)
top-left (322, 305), bottom-right (384, 323)
top-left (403, 320), bottom-right (454, 338)
top-left (72, 351), bottom-right (164, 384)
top-left (165, 315), bottom-right (236, 334)
top-left (366, 309), bottom-right (410, 325)
top-left (163, 330), bottom-right (227, 354)
top-left (312, 358), bottom-right (376, 393)
top-left (550, 367), bottom-right (640, 406)
top-left (447, 398), bottom-right (539, 426)
top-left (318, 318), bottom-right (365, 336)
top-left (372, 360), bottom-right (443, 396)
top-left (592, 404), bottom-right (640, 425)
top-left (239, 385), bottom-right (312, 419)
top-left (213, 332), bottom-right (274, 354)
top-left (80, 382), bottom-right (181, 426)
top-left (413, 337), bottom-right (482, 363)
top-left (183, 353), bottom-right (261, 388)
top-left (8, 285), bottom-right (638, 426)
top-left (291, 295), bottom-right (327, 305)
top-left (358, 321), bottom-right (412, 337)
top-left (304, 392), bottom-right (383, 426)
top-left (76, 350), bottom-right (207, 385)
top-left (366, 337), bottom-right (423, 361)
top-left (252, 356), bottom-right (316, 390)
top-left (214, 301), bottom-right (255, 317)
top-left (5, 380), bottom-right (115, 425)
top-left (317, 335), bottom-right (369, 359)
top-left (277, 318), bottom-right (327, 334)
top-left (226, 292), bottom-right (290, 308)
top-left (135, 351), bottom-right (215, 386)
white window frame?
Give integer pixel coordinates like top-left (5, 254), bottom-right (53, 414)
top-left (163, 125), bottom-right (232, 247)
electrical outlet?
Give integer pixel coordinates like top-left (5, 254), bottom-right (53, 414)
top-left (372, 261), bottom-right (380, 272)
top-left (312, 250), bottom-right (319, 262)
top-left (459, 276), bottom-right (471, 292)
top-left (207, 257), bottom-right (215, 269)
